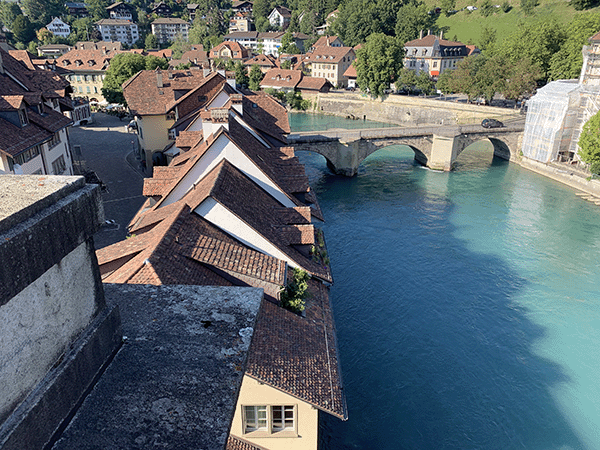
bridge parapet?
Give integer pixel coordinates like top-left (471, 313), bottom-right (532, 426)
top-left (289, 123), bottom-right (524, 175)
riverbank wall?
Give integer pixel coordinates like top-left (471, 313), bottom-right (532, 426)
top-left (518, 157), bottom-right (600, 197)
top-left (302, 92), bottom-right (522, 126)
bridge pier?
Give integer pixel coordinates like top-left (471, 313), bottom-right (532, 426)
top-left (428, 134), bottom-right (460, 171)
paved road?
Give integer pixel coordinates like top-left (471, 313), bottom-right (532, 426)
top-left (288, 118), bottom-right (527, 144)
top-left (69, 112), bottom-right (148, 250)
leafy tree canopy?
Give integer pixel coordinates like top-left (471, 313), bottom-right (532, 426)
top-left (395, 2), bottom-right (435, 45)
top-left (145, 33), bottom-right (159, 50)
top-left (21, 0), bottom-right (63, 25)
top-left (578, 110), bottom-right (600, 174)
top-left (495, 19), bottom-right (566, 81)
top-left (0, 1), bottom-right (22, 29)
top-left (355, 33), bottom-right (404, 97)
top-left (102, 53), bottom-right (167, 105)
top-left (12, 14), bottom-right (35, 44)
top-left (249, 64), bottom-right (264, 90)
top-left (548, 13), bottom-right (600, 80)
top-left (235, 61), bottom-right (249, 87)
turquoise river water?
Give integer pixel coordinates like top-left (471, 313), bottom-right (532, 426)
top-left (288, 112), bottom-right (600, 450)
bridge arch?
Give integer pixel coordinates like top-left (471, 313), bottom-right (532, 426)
top-left (454, 135), bottom-right (516, 164)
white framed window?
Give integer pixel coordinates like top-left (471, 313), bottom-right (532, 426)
top-left (242, 405), bottom-right (297, 436)
top-left (52, 155), bottom-right (66, 174)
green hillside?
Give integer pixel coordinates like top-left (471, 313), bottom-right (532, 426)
top-left (431, 0), bottom-right (600, 47)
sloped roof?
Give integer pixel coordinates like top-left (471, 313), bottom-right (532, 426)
top-left (209, 41), bottom-right (249, 59)
top-left (313, 35), bottom-right (343, 47)
top-left (297, 76), bottom-right (332, 91)
top-left (404, 34), bottom-right (466, 48)
top-left (123, 69), bottom-right (207, 115)
top-left (303, 46), bottom-right (354, 64)
top-left (56, 48), bottom-right (118, 72)
top-left (244, 53), bottom-right (279, 68)
top-left (246, 278), bottom-right (347, 419)
top-left (343, 63), bottom-right (357, 78)
top-left (260, 68), bottom-right (302, 89)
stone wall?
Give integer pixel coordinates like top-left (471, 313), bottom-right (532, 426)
top-left (0, 175), bottom-right (122, 450)
top-left (302, 92), bottom-right (522, 126)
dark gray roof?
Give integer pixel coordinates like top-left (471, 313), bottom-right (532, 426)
top-left (51, 284), bottom-right (263, 450)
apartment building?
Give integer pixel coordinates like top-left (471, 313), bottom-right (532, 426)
top-left (96, 19), bottom-right (139, 46)
top-left (151, 18), bottom-right (189, 45)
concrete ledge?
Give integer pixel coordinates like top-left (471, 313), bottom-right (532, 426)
top-left (0, 305), bottom-right (122, 450)
top-left (519, 157), bottom-right (600, 196)
top-left (0, 180), bottom-right (104, 306)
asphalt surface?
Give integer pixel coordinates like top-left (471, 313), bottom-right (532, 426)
top-left (69, 112), bottom-right (148, 249)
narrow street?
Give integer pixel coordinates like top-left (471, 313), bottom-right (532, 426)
top-left (69, 112), bottom-right (148, 249)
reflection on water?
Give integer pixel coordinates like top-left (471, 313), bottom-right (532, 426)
top-left (291, 113), bottom-right (600, 450)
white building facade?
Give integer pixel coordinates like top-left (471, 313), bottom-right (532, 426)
top-left (96, 19), bottom-right (139, 46)
top-left (46, 18), bottom-right (71, 38)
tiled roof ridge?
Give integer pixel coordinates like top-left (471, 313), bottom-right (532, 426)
top-left (183, 234), bottom-right (286, 285)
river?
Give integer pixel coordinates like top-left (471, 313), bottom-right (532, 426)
top-left (289, 112), bottom-right (600, 450)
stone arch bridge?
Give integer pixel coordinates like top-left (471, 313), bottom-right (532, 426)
top-left (288, 122), bottom-right (525, 176)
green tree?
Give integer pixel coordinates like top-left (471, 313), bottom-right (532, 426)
top-left (521, 0), bottom-right (539, 15)
top-left (145, 33), bottom-right (159, 49)
top-left (356, 33), bottom-right (404, 97)
top-left (0, 1), bottom-right (22, 29)
top-left (12, 15), bottom-right (35, 44)
top-left (279, 268), bottom-right (310, 313)
top-left (436, 69), bottom-right (454, 94)
top-left (440, 0), bottom-right (456, 15)
top-left (395, 2), bottom-right (435, 45)
top-left (235, 61), bottom-right (249, 87)
top-left (86, 0), bottom-right (111, 20)
top-left (145, 55), bottom-right (168, 70)
top-left (249, 64), bottom-right (264, 90)
top-left (479, 25), bottom-right (497, 52)
top-left (549, 13), bottom-right (600, 80)
top-left (497, 19), bottom-right (566, 81)
top-left (501, 57), bottom-right (540, 103)
top-left (571, 0), bottom-right (598, 10)
top-left (21, 0), bottom-right (63, 25)
top-left (415, 71), bottom-right (435, 95)
top-left (480, 0), bottom-right (496, 17)
top-left (578, 110), bottom-right (600, 174)
top-left (445, 54), bottom-right (488, 101)
top-left (102, 53), bottom-right (147, 105)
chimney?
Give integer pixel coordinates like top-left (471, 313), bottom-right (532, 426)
top-left (427, 29), bottom-right (431, 35)
top-left (156, 69), bottom-right (163, 88)
top-left (440, 30), bottom-right (443, 40)
top-left (231, 94), bottom-right (243, 115)
top-left (102, 46), bottom-right (107, 55)
top-left (420, 30), bottom-right (423, 39)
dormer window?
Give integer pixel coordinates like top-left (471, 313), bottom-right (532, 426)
top-left (18, 108), bottom-right (28, 126)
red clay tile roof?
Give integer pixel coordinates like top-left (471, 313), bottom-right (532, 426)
top-left (1, 49), bottom-right (70, 97)
top-left (243, 53), bottom-right (279, 69)
top-left (8, 50), bottom-right (37, 70)
top-left (297, 76), bottom-right (332, 91)
top-left (343, 63), bottom-right (357, 78)
top-left (226, 436), bottom-right (269, 450)
top-left (175, 130), bottom-right (203, 149)
top-left (240, 90), bottom-right (290, 140)
top-left (246, 278), bottom-right (347, 419)
top-left (303, 46), bottom-right (354, 64)
top-left (313, 35), bottom-right (343, 47)
top-left (260, 68), bottom-right (302, 89)
top-left (56, 48), bottom-right (118, 72)
top-left (209, 41), bottom-right (249, 60)
top-left (123, 69), bottom-right (207, 115)
top-left (0, 95), bottom-right (24, 110)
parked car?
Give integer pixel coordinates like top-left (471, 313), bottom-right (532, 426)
top-left (481, 118), bottom-right (504, 128)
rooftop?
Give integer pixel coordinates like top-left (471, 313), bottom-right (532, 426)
top-left (51, 284), bottom-right (262, 450)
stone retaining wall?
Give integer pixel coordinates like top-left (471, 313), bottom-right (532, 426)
top-left (302, 92), bottom-right (522, 126)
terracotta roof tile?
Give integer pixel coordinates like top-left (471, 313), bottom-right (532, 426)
top-left (226, 436), bottom-right (268, 450)
top-left (303, 46), bottom-right (354, 64)
top-left (259, 68), bottom-right (302, 89)
top-left (297, 76), bottom-right (332, 91)
top-left (246, 279), bottom-right (347, 419)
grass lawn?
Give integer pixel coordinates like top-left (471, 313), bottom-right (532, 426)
top-left (431, 0), bottom-right (600, 47)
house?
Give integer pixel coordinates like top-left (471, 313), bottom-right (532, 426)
top-left (106, 1), bottom-right (133, 20)
top-left (169, 45), bottom-right (208, 69)
top-left (76, 41), bottom-right (122, 52)
top-left (223, 31), bottom-right (260, 52)
top-left (210, 41), bottom-right (250, 62)
top-left (268, 6), bottom-right (292, 28)
top-left (96, 19), bottom-right (139, 46)
top-left (311, 35), bottom-right (344, 50)
top-left (259, 32), bottom-right (309, 57)
top-left (403, 32), bottom-right (470, 77)
top-left (260, 68), bottom-right (302, 91)
top-left (260, 68), bottom-right (331, 93)
top-left (151, 18), bottom-right (189, 45)
top-left (302, 46), bottom-right (355, 88)
top-left (316, 9), bottom-right (338, 35)
top-left (343, 63), bottom-right (357, 89)
top-left (0, 49), bottom-right (75, 176)
top-left (229, 11), bottom-right (253, 33)
top-left (96, 92), bottom-right (346, 449)
top-left (151, 1), bottom-right (173, 17)
top-left (57, 46), bottom-right (122, 102)
top-left (244, 53), bottom-right (279, 74)
top-left (123, 69), bottom-right (228, 169)
top-left (37, 43), bottom-right (73, 59)
top-left (46, 17), bottom-right (71, 38)
top-left (65, 2), bottom-right (88, 17)
top-left (67, 96), bottom-right (92, 125)
top-left (232, 0), bottom-right (254, 13)
top-left (187, 3), bottom-right (199, 22)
